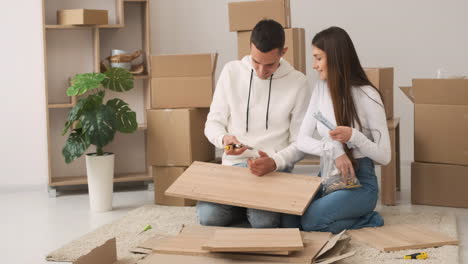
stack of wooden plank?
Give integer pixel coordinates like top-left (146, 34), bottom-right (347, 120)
top-left (134, 225), bottom-right (355, 264)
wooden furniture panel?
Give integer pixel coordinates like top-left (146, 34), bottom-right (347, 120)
top-left (348, 224), bottom-right (459, 252)
top-left (165, 162), bottom-right (321, 215)
top-left (202, 229), bottom-right (303, 252)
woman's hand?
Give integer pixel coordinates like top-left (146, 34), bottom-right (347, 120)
top-left (335, 153), bottom-right (356, 181)
top-left (329, 126), bottom-right (352, 143)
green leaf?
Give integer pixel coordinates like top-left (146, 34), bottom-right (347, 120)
top-left (106, 98), bottom-right (137, 133)
top-left (62, 91), bottom-right (105, 135)
top-left (66, 73), bottom-right (106, 96)
top-left (81, 104), bottom-right (117, 150)
top-left (62, 129), bottom-right (90, 163)
top-left (102, 68), bottom-right (134, 92)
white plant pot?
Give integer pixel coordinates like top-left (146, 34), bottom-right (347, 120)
top-left (86, 153), bottom-right (115, 212)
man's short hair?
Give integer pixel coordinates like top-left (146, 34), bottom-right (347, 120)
top-left (250, 19), bottom-right (285, 53)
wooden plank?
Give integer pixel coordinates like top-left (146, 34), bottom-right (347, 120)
top-left (347, 224), bottom-right (459, 252)
top-left (202, 229), bottom-right (303, 252)
top-left (145, 226), bottom-right (289, 256)
top-left (139, 253), bottom-right (307, 264)
top-left (50, 172), bottom-right (151, 186)
top-left (165, 162), bottom-right (321, 215)
top-left (143, 226), bottom-right (331, 263)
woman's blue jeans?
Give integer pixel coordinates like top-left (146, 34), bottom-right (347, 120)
top-left (281, 157), bottom-right (384, 234)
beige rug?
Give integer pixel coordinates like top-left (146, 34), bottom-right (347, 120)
top-left (46, 204), bottom-right (459, 264)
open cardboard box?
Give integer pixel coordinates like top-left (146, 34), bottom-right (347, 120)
top-left (400, 79), bottom-right (468, 166)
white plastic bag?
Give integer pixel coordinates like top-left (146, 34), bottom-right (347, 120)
top-left (320, 137), bottom-right (361, 195)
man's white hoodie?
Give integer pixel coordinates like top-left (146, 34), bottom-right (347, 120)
top-left (205, 56), bottom-right (310, 171)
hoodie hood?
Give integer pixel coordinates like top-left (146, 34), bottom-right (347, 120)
top-left (240, 55), bottom-right (295, 79)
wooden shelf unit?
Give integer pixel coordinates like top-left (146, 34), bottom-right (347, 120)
top-left (42, 0), bottom-right (152, 190)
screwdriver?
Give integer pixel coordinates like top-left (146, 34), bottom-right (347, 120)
top-left (224, 144), bottom-right (253, 151)
top-left (403, 252), bottom-right (428, 259)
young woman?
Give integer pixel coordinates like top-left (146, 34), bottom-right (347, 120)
top-left (281, 26), bottom-right (391, 234)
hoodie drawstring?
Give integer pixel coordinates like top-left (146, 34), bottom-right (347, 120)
top-left (246, 70), bottom-right (253, 133)
top-left (266, 74), bottom-right (273, 130)
top-left (246, 70), bottom-right (273, 133)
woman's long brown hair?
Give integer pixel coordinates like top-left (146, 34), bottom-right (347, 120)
top-left (312, 26), bottom-right (384, 167)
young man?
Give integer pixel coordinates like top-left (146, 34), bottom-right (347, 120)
top-left (199, 19), bottom-right (310, 228)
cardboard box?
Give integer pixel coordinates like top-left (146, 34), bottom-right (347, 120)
top-left (151, 53), bottom-right (218, 109)
top-left (238, 28), bottom-right (306, 74)
top-left (364, 68), bottom-right (394, 119)
top-left (153, 166), bottom-right (196, 206)
top-left (147, 108), bottom-right (214, 166)
top-left (57, 9), bottom-right (108, 25)
top-left (228, 0), bottom-right (291, 32)
top-left (401, 79), bottom-right (468, 166)
top-left (412, 162), bottom-right (468, 208)
top-left (151, 54), bottom-right (215, 78)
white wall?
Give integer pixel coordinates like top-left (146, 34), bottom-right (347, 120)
top-left (0, 1), bottom-right (48, 186)
top-left (152, 0), bottom-right (468, 166)
top-left (2, 0), bottom-right (468, 186)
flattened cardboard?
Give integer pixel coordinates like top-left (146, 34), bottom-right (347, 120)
top-left (412, 162), bottom-right (468, 208)
top-left (147, 109), bottom-right (214, 166)
top-left (165, 162), bottom-right (321, 215)
top-left (57, 9), bottom-right (108, 25)
top-left (414, 104), bottom-right (468, 165)
top-left (348, 224), bottom-right (459, 252)
top-left (315, 230), bottom-right (347, 259)
top-left (315, 237), bottom-right (351, 262)
top-left (202, 228), bottom-right (303, 252)
top-left (153, 166), bottom-right (197, 206)
top-left (228, 0), bottom-right (291, 32)
top-left (364, 68), bottom-right (394, 119)
top-left (314, 251), bottom-right (356, 264)
top-left (73, 238), bottom-right (117, 264)
top-left (237, 28), bottom-right (306, 74)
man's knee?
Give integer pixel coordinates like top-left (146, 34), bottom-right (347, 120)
top-left (247, 209), bottom-right (280, 228)
top-left (197, 202), bottom-right (231, 226)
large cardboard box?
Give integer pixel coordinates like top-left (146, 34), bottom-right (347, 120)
top-left (151, 54), bottom-right (218, 108)
top-left (401, 79), bottom-right (468, 166)
top-left (237, 28), bottom-right (306, 74)
top-left (364, 68), bottom-right (394, 119)
top-left (57, 9), bottom-right (108, 25)
top-left (147, 108), bottom-right (214, 166)
top-left (228, 0), bottom-right (291, 32)
top-left (411, 162), bottom-right (468, 208)
top-left (153, 166), bottom-right (196, 206)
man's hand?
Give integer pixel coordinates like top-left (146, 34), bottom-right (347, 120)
top-left (329, 126), bottom-right (352, 143)
top-left (335, 153), bottom-right (356, 181)
top-left (223, 135), bottom-right (248, 155)
top-left (247, 151), bottom-right (277, 176)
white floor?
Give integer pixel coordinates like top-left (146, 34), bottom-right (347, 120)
top-left (0, 164), bottom-right (467, 264)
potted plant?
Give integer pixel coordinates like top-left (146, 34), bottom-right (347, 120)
top-left (61, 68), bottom-right (137, 212)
